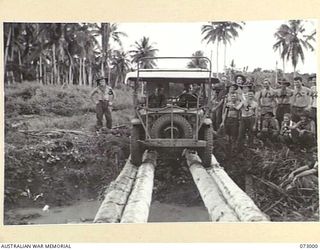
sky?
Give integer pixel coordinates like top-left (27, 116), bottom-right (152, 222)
top-left (114, 20), bottom-right (317, 74)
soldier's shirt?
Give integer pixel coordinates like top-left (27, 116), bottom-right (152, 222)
top-left (256, 88), bottom-right (276, 114)
top-left (225, 91), bottom-right (240, 102)
top-left (257, 88), bottom-right (276, 106)
top-left (236, 89), bottom-right (249, 101)
top-left (91, 86), bottom-right (115, 104)
top-left (225, 100), bottom-right (241, 118)
top-left (238, 100), bottom-right (258, 117)
top-left (291, 86), bottom-right (311, 108)
top-left (275, 88), bottom-right (294, 105)
top-left (310, 86), bottom-right (317, 108)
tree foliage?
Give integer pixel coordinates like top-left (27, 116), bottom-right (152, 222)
top-left (273, 20), bottom-right (316, 75)
top-left (130, 36), bottom-right (158, 69)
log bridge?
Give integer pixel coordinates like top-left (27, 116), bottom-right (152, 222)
top-left (94, 149), bottom-right (269, 223)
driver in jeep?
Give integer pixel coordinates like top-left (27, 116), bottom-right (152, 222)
top-left (148, 87), bottom-right (167, 108)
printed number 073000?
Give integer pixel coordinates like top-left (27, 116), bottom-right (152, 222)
top-left (300, 244), bottom-right (318, 248)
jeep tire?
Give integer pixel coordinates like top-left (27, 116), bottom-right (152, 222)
top-left (199, 125), bottom-right (213, 168)
top-left (150, 114), bottom-right (193, 139)
top-left (130, 125), bottom-right (143, 165)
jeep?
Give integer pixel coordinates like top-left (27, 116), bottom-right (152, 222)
top-left (125, 57), bottom-right (219, 167)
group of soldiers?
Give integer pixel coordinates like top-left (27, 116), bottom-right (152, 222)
top-left (89, 74), bottom-right (317, 153)
top-left (211, 73), bottom-right (317, 151)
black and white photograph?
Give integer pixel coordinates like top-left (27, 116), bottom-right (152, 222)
top-left (3, 20), bottom-right (318, 225)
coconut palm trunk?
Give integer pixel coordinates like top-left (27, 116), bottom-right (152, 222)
top-left (114, 74), bottom-right (119, 88)
top-left (69, 64), bottom-right (72, 85)
top-left (57, 64), bottom-right (60, 85)
top-left (43, 65), bottom-right (47, 85)
top-left (52, 43), bottom-right (57, 85)
top-left (224, 42), bottom-right (227, 72)
top-left (82, 58), bottom-right (86, 85)
top-left (88, 64), bottom-right (92, 86)
top-left (39, 56), bottom-right (43, 84)
top-left (67, 51), bottom-right (73, 85)
top-left (79, 58), bottom-right (83, 85)
top-left (4, 25), bottom-right (12, 83)
top-left (216, 41), bottom-right (219, 77)
top-left (18, 49), bottom-right (23, 82)
top-left (101, 23), bottom-right (111, 78)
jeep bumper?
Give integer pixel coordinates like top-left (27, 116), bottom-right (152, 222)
top-left (140, 139), bottom-right (207, 148)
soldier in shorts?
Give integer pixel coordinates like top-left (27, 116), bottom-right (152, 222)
top-left (237, 89), bottom-right (258, 149)
top-left (90, 77), bottom-right (115, 130)
top-left (221, 92), bottom-right (241, 147)
top-left (275, 78), bottom-right (293, 126)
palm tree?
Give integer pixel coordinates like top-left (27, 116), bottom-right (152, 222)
top-left (201, 21), bottom-right (244, 75)
top-left (187, 50), bottom-right (208, 69)
top-left (273, 20), bottom-right (315, 76)
top-left (130, 36), bottom-right (158, 69)
top-left (111, 50), bottom-right (131, 88)
top-left (100, 23), bottom-right (127, 79)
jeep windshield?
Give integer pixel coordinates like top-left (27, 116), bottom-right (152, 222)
top-left (126, 69), bottom-right (219, 109)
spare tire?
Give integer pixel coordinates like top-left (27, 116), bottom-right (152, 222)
top-left (150, 114), bottom-right (193, 139)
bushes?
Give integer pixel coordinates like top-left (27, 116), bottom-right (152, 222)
top-left (5, 82), bottom-right (133, 117)
top-left (4, 131), bottom-right (130, 209)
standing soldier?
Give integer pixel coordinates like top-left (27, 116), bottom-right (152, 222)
top-left (309, 74), bottom-right (317, 133)
top-left (237, 89), bottom-right (259, 149)
top-left (234, 74), bottom-right (251, 101)
top-left (275, 78), bottom-right (293, 126)
top-left (211, 76), bottom-right (229, 130)
top-left (255, 78), bottom-right (277, 130)
top-left (90, 77), bottom-right (115, 130)
top-left (220, 91), bottom-right (241, 151)
top-left (291, 76), bottom-right (311, 122)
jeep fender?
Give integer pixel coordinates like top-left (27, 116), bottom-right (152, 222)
top-left (203, 118), bottom-right (212, 125)
top-left (131, 118), bottom-right (141, 125)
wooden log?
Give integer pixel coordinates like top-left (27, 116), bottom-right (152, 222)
top-left (120, 150), bottom-right (157, 223)
top-left (184, 149), bottom-right (239, 222)
top-left (207, 154), bottom-right (269, 222)
top-left (94, 158), bottom-right (137, 223)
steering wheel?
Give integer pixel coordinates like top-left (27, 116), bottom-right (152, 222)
top-left (176, 93), bottom-right (198, 108)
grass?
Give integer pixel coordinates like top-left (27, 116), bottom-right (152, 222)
top-left (5, 81), bottom-right (134, 131)
top-left (5, 81), bottom-right (133, 118)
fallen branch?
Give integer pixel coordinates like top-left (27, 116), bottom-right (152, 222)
top-left (18, 129), bottom-right (88, 136)
top-left (251, 175), bottom-right (289, 197)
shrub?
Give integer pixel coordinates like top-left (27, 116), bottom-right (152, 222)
top-left (5, 82), bottom-right (133, 117)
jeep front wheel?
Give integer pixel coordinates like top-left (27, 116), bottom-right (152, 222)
top-left (130, 125), bottom-right (143, 165)
top-left (199, 125), bottom-right (213, 168)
